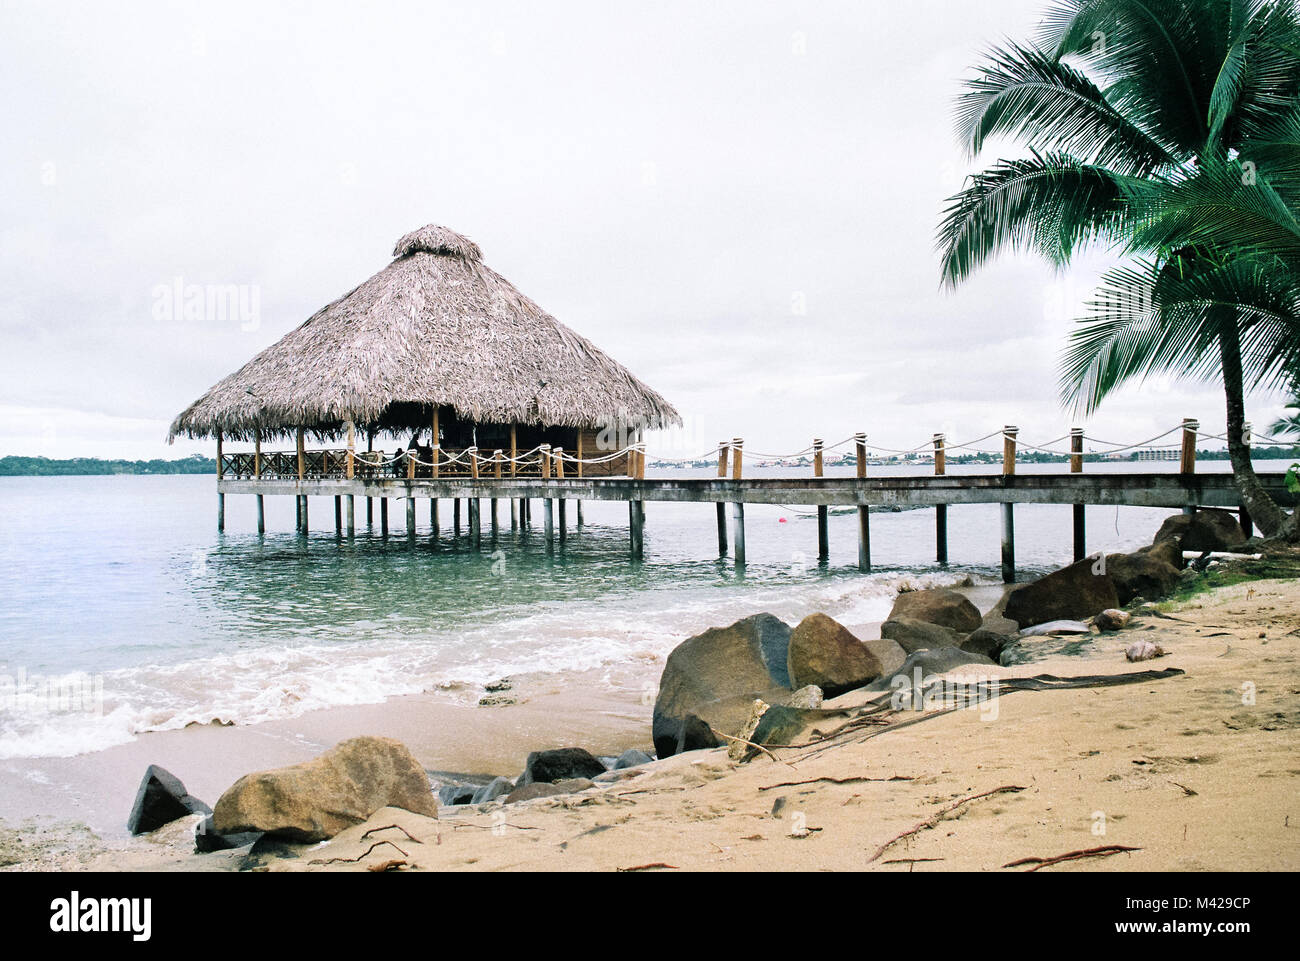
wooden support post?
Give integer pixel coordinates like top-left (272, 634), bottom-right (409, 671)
top-left (1001, 502), bottom-right (1015, 584)
top-left (216, 430), bottom-right (224, 531)
top-left (335, 495), bottom-right (342, 534)
top-left (346, 495), bottom-right (355, 537)
top-left (933, 433), bottom-right (946, 565)
top-left (346, 421), bottom-right (355, 479)
top-left (300, 495), bottom-right (308, 533)
top-left (577, 501), bottom-right (583, 527)
top-left (630, 500), bottom-right (644, 559)
top-left (380, 497), bottom-right (388, 537)
top-left (254, 430), bottom-right (264, 534)
top-left (454, 498), bottom-right (461, 535)
top-left (469, 497), bottom-right (480, 540)
top-left (715, 441), bottom-right (729, 556)
top-left (576, 432), bottom-right (584, 479)
top-left (554, 448), bottom-right (565, 478)
top-left (366, 431), bottom-right (374, 525)
top-left (1000, 426), bottom-right (1017, 580)
top-left (510, 424), bottom-right (518, 477)
top-left (407, 496), bottom-right (416, 537)
top-left (297, 428), bottom-right (305, 481)
top-left (296, 494), bottom-right (302, 532)
top-left (813, 438), bottom-right (828, 561)
top-left (491, 497), bottom-right (499, 532)
top-left (857, 507), bottom-right (870, 573)
top-left (559, 498), bottom-right (567, 542)
top-left (431, 498), bottom-right (439, 537)
top-left (469, 446), bottom-right (479, 479)
top-left (732, 501), bottom-right (746, 568)
top-left (1071, 428), bottom-right (1085, 562)
top-left (541, 444), bottom-right (554, 545)
top-left (1180, 418), bottom-right (1199, 515)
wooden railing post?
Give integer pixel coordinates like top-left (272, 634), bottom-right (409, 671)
top-left (813, 438), bottom-right (828, 561)
top-left (731, 438), bottom-right (745, 567)
top-left (1002, 425), bottom-right (1018, 476)
top-left (216, 430), bottom-right (224, 479)
top-left (1070, 427), bottom-right (1084, 561)
top-left (432, 407), bottom-right (441, 479)
top-left (494, 450), bottom-right (503, 479)
top-left (854, 433), bottom-right (867, 479)
top-left (510, 424), bottom-right (518, 477)
top-left (541, 444), bottom-right (552, 480)
top-left (554, 448), bottom-right (565, 479)
top-left (1180, 418), bottom-right (1198, 474)
top-left (407, 445), bottom-right (416, 480)
top-left (933, 433), bottom-right (946, 565)
top-left (216, 429), bottom-right (225, 532)
top-left (469, 446), bottom-right (479, 479)
top-left (254, 429), bottom-right (264, 534)
top-left (296, 428), bottom-right (305, 480)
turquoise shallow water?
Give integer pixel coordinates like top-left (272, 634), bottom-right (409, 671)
top-left (0, 461), bottom-right (1260, 758)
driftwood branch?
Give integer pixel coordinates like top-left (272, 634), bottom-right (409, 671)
top-left (708, 727), bottom-right (798, 768)
top-left (617, 862), bottom-right (678, 872)
top-left (361, 824), bottom-right (423, 843)
top-left (759, 774), bottom-right (915, 792)
top-left (867, 785), bottom-right (1026, 863)
top-left (314, 839), bottom-right (408, 865)
top-left (1002, 844), bottom-right (1141, 871)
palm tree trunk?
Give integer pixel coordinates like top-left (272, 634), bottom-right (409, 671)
top-left (1219, 324), bottom-right (1291, 538)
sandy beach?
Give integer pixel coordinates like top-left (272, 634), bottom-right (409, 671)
top-left (4, 574), bottom-right (1294, 873)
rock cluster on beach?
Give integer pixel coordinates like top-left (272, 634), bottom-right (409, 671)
top-left (114, 508), bottom-right (1254, 869)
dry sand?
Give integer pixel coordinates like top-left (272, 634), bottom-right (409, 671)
top-left (5, 576), bottom-right (1296, 872)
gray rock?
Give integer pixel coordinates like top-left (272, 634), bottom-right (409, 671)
top-left (516, 747), bottom-right (606, 787)
top-left (960, 628), bottom-right (1013, 662)
top-left (1003, 558), bottom-right (1119, 629)
top-left (863, 638), bottom-right (907, 677)
top-left (1154, 509), bottom-right (1247, 553)
top-left (1095, 609), bottom-right (1132, 632)
top-left (888, 588), bottom-right (982, 632)
top-left (786, 613), bottom-right (882, 696)
top-left (783, 685), bottom-right (824, 709)
top-left (503, 778), bottom-right (595, 805)
top-left (674, 713), bottom-right (721, 754)
top-left (438, 783), bottom-right (478, 806)
top-left (211, 736), bottom-right (438, 843)
top-left (880, 617), bottom-right (965, 653)
top-left (1106, 548), bottom-right (1181, 604)
top-left (1019, 619), bottom-right (1091, 636)
top-left (864, 647), bottom-right (995, 693)
top-left (127, 765), bottom-right (211, 835)
top-left (470, 776), bottom-right (515, 805)
top-left (652, 613), bottom-right (793, 759)
top-left (194, 815), bottom-right (261, 853)
top-left (613, 749), bottom-right (654, 770)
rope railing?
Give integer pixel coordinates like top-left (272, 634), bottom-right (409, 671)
top-left (219, 419), bottom-right (1291, 483)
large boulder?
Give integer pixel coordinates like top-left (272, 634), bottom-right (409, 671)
top-left (887, 589), bottom-right (982, 633)
top-left (211, 736), bottom-right (438, 843)
top-left (1003, 558), bottom-right (1119, 629)
top-left (127, 765), bottom-right (211, 835)
top-left (652, 613), bottom-right (792, 758)
top-left (881, 617), bottom-right (966, 654)
top-left (786, 613), bottom-right (883, 697)
top-left (863, 638), bottom-right (907, 678)
top-left (1106, 549), bottom-right (1181, 605)
top-left (516, 748), bottom-right (607, 787)
top-left (1154, 509), bottom-right (1247, 553)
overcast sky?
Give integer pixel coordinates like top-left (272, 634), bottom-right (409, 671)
top-left (1, 0), bottom-right (1289, 461)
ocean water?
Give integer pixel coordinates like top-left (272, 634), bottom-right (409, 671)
top-left (0, 461), bottom-right (1264, 759)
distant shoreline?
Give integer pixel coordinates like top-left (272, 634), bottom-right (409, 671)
top-left (0, 454), bottom-right (215, 476)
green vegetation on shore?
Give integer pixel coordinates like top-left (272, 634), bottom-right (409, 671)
top-left (0, 454), bottom-right (216, 476)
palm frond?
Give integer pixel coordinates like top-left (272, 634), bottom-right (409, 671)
top-left (956, 41), bottom-right (1176, 174)
top-left (938, 153), bottom-right (1142, 286)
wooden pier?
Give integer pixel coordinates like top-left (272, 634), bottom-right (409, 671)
top-left (213, 422), bottom-right (1294, 582)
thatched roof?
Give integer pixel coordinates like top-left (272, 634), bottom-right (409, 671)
top-left (169, 225), bottom-right (680, 442)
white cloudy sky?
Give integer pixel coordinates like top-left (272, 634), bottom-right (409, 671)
top-left (0, 0), bottom-right (1289, 461)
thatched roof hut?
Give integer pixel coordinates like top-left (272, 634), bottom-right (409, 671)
top-left (168, 225), bottom-right (680, 444)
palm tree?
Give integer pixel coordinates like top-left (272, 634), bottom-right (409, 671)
top-left (938, 0), bottom-right (1300, 537)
